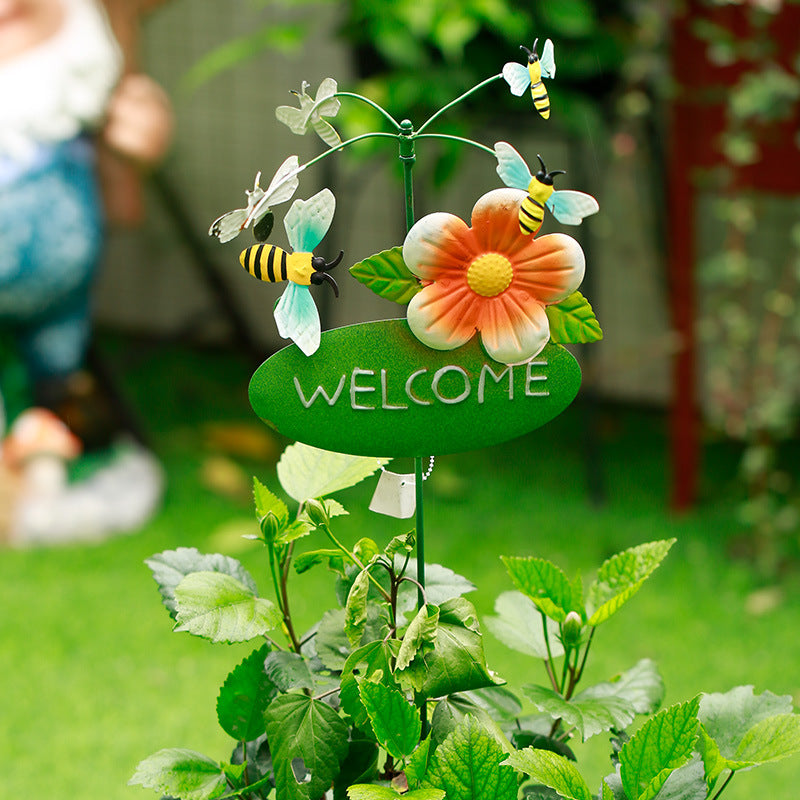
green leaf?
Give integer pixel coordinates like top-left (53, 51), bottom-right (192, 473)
top-left (216, 644), bottom-right (276, 741)
top-left (265, 693), bottom-right (349, 800)
top-left (431, 694), bottom-right (513, 754)
top-left (359, 679), bottom-right (422, 761)
top-left (397, 560), bottom-right (475, 616)
top-left (546, 291), bottom-right (603, 345)
top-left (405, 737), bottom-right (432, 788)
top-left (345, 569), bottom-right (371, 647)
top-left (423, 715), bottom-right (517, 800)
top-left (264, 651), bottom-right (314, 692)
top-left (587, 540), bottom-right (675, 626)
top-left (277, 442), bottom-right (388, 503)
top-left (293, 548), bottom-right (345, 576)
top-left (349, 246), bottom-right (421, 305)
top-left (578, 659), bottom-right (665, 716)
top-left (145, 547), bottom-right (258, 620)
top-left (348, 785), bottom-right (444, 800)
top-left (340, 640), bottom-right (398, 728)
top-left (174, 571), bottom-right (282, 643)
top-left (484, 590), bottom-right (565, 659)
top-left (523, 685), bottom-right (636, 742)
top-left (129, 748), bottom-right (227, 800)
top-left (698, 686), bottom-right (800, 780)
top-left (652, 759), bottom-right (708, 800)
top-left (504, 748), bottom-right (592, 800)
top-left (253, 477), bottom-right (289, 527)
top-left (619, 697), bottom-right (700, 800)
top-left (396, 603), bottom-right (439, 671)
top-left (501, 556), bottom-right (577, 622)
top-left (396, 597), bottom-right (502, 699)
top-left (276, 519), bottom-right (315, 545)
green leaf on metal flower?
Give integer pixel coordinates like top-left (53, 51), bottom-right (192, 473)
top-left (423, 715), bottom-right (517, 800)
top-left (618, 697), bottom-right (700, 800)
top-left (253, 477), bottom-right (289, 527)
top-left (396, 597), bottom-right (502, 698)
top-left (546, 291), bottom-right (603, 344)
top-left (698, 686), bottom-right (800, 783)
top-left (216, 644), bottom-right (276, 741)
top-left (501, 556), bottom-right (578, 622)
top-left (484, 590), bottom-right (565, 659)
top-left (174, 571), bottom-right (282, 643)
top-left (145, 547), bottom-right (258, 620)
top-left (396, 603), bottom-right (439, 671)
top-left (129, 748), bottom-right (227, 800)
top-left (265, 693), bottom-right (349, 800)
top-left (523, 685), bottom-right (636, 742)
top-left (504, 747), bottom-right (592, 800)
top-left (587, 539), bottom-right (675, 626)
top-left (349, 246), bottom-right (421, 305)
top-left (277, 442), bottom-right (388, 503)
top-left (359, 679), bottom-right (422, 761)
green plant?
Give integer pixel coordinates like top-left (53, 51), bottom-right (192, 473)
top-left (130, 441), bottom-right (800, 800)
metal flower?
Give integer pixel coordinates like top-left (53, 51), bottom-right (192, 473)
top-left (276, 78), bottom-right (341, 147)
top-left (403, 188), bottom-right (585, 365)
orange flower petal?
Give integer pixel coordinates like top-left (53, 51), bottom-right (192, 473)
top-left (477, 292), bottom-right (551, 365)
top-left (512, 233), bottom-right (585, 305)
top-left (470, 188), bottom-right (529, 253)
top-left (407, 279), bottom-right (479, 350)
top-left (403, 212), bottom-right (477, 281)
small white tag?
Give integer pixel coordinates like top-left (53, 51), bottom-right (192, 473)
top-left (369, 471), bottom-right (416, 518)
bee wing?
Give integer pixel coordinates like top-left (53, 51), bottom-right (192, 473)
top-left (546, 190), bottom-right (599, 225)
top-left (274, 283), bottom-right (321, 356)
top-left (284, 188), bottom-right (336, 253)
top-left (502, 62), bottom-right (531, 96)
top-left (275, 104), bottom-right (309, 135)
top-left (209, 208), bottom-right (248, 243)
top-left (494, 141), bottom-right (533, 191)
top-left (540, 39), bottom-right (556, 79)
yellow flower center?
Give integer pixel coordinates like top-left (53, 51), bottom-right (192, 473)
top-left (466, 252), bottom-right (513, 298)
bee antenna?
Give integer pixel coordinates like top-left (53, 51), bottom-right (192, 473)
top-left (520, 44), bottom-right (532, 57)
top-left (532, 38), bottom-right (539, 55)
top-left (325, 250), bottom-right (344, 270)
top-left (536, 153), bottom-right (547, 173)
top-left (312, 271), bottom-right (340, 297)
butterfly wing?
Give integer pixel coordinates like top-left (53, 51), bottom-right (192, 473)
top-left (209, 208), bottom-right (248, 243)
top-left (246, 155), bottom-right (301, 228)
top-left (275, 104), bottom-right (309, 135)
top-left (546, 190), bottom-right (600, 225)
top-left (494, 141), bottom-right (533, 191)
top-left (312, 77), bottom-right (341, 118)
top-left (311, 117), bottom-right (342, 147)
top-left (274, 282), bottom-right (321, 356)
top-left (502, 62), bottom-right (531, 96)
top-left (540, 39), bottom-right (556, 79)
top-left (284, 188), bottom-right (336, 253)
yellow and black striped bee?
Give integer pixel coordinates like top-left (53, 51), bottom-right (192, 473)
top-left (502, 38), bottom-right (556, 120)
top-left (495, 143), bottom-right (599, 236)
top-left (238, 188), bottom-right (343, 356)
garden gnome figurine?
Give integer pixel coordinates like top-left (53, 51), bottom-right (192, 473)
top-left (0, 0), bottom-right (172, 445)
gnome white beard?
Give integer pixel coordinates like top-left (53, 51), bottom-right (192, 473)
top-left (0, 0), bottom-right (122, 162)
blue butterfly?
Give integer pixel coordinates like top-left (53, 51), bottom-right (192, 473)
top-left (239, 189), bottom-right (342, 356)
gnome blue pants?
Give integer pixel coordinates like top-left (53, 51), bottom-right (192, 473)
top-left (0, 138), bottom-right (104, 380)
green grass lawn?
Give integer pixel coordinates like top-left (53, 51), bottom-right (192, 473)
top-left (1, 337), bottom-right (798, 800)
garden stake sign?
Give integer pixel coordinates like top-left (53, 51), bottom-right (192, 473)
top-left (132, 38), bottom-right (800, 800)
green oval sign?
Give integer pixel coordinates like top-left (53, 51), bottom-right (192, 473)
top-left (249, 319), bottom-right (582, 457)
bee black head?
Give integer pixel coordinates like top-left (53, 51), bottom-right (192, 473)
top-left (310, 250), bottom-right (343, 297)
top-left (521, 40), bottom-right (539, 63)
top-left (535, 154), bottom-right (566, 186)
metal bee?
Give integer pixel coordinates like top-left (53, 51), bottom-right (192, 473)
top-left (502, 38), bottom-right (555, 119)
top-left (239, 189), bottom-right (342, 356)
top-left (209, 155), bottom-right (300, 244)
top-left (495, 142), bottom-right (599, 236)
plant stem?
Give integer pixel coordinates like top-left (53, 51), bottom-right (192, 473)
top-left (710, 771), bottom-right (735, 800)
top-left (413, 132), bottom-right (497, 156)
top-left (540, 612), bottom-right (560, 692)
top-left (416, 73), bottom-right (504, 134)
top-left (335, 91), bottom-right (402, 130)
top-left (574, 627), bottom-right (596, 683)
